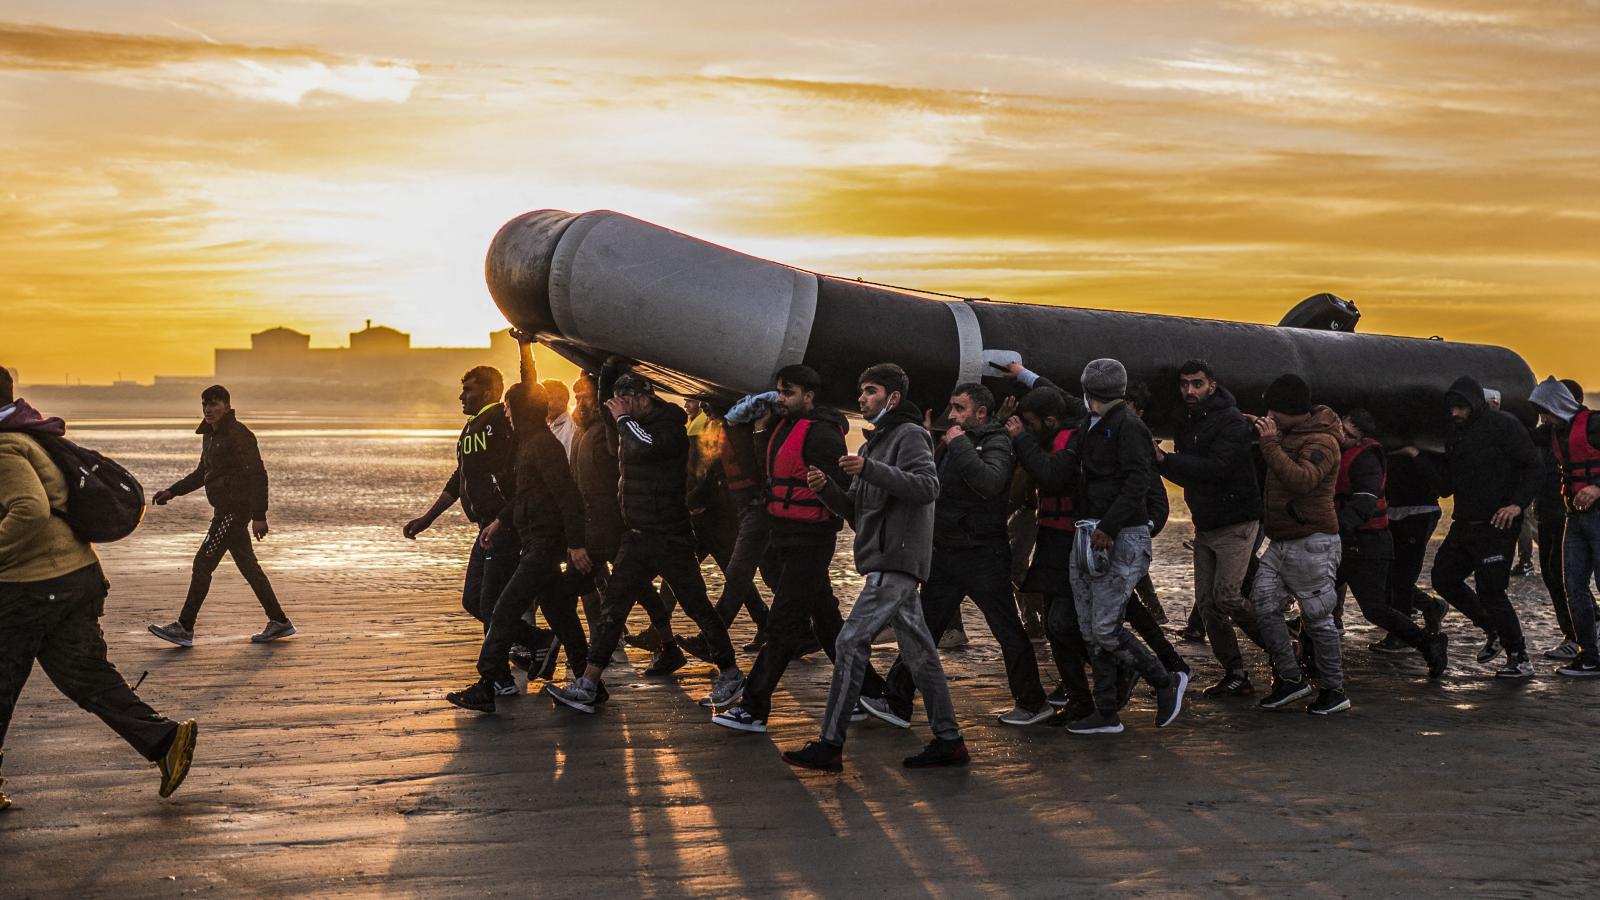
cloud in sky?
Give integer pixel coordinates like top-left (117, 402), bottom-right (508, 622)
top-left (2, 2), bottom-right (1598, 387)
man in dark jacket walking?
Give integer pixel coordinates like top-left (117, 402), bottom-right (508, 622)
top-left (1051, 359), bottom-right (1187, 735)
top-left (781, 363), bottom-right (966, 773)
top-left (1430, 375), bottom-right (1542, 678)
top-left (862, 382), bottom-right (1050, 728)
top-left (148, 385), bottom-right (292, 647)
top-left (446, 381), bottom-right (591, 713)
top-left (713, 366), bottom-right (888, 733)
top-left (547, 373), bottom-right (745, 714)
top-left (1156, 359), bottom-right (1264, 698)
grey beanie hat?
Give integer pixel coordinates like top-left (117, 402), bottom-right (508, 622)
top-left (1082, 358), bottom-right (1128, 401)
top-left (1529, 376), bottom-right (1580, 424)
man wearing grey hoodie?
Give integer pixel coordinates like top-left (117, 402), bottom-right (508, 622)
top-left (780, 363), bottom-right (968, 773)
top-left (1529, 377), bottom-right (1600, 677)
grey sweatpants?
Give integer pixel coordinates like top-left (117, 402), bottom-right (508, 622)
top-left (1251, 533), bottom-right (1345, 690)
top-left (1069, 525), bottom-right (1172, 711)
top-left (820, 571), bottom-right (959, 746)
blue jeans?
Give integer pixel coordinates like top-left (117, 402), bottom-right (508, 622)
top-left (1565, 511), bottom-right (1600, 665)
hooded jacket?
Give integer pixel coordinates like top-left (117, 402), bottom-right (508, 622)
top-left (496, 420), bottom-right (587, 550)
top-left (817, 401), bottom-right (940, 580)
top-left (1158, 386), bottom-right (1262, 532)
top-left (933, 420), bottom-right (1015, 549)
top-left (758, 405), bottom-right (851, 547)
top-left (614, 399), bottom-right (694, 535)
top-left (443, 402), bottom-right (515, 526)
top-left (0, 400), bottom-right (99, 583)
top-left (1438, 375), bottom-right (1541, 524)
top-left (1258, 405), bottom-right (1342, 540)
top-left (167, 410), bottom-right (269, 520)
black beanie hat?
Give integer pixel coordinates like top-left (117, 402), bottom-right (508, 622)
top-left (1263, 374), bottom-right (1312, 415)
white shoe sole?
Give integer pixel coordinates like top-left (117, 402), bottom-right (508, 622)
top-left (860, 699), bottom-right (911, 729)
top-left (1556, 668), bottom-right (1600, 677)
top-left (1156, 671), bottom-right (1189, 727)
top-left (1259, 682), bottom-right (1315, 709)
top-left (1066, 722), bottom-right (1124, 735)
top-left (711, 715), bottom-right (767, 733)
top-left (149, 626), bottom-right (193, 648)
top-left (545, 685), bottom-right (596, 714)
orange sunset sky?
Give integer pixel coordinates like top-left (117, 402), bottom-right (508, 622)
top-left (3, 2), bottom-right (1597, 388)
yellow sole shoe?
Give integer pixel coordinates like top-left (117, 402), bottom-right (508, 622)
top-left (158, 720), bottom-right (197, 798)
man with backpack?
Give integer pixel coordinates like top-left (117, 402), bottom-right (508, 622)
top-left (148, 385), bottom-right (294, 647)
top-left (1, 367), bottom-right (196, 808)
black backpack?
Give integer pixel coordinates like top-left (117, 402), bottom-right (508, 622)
top-left (32, 434), bottom-right (147, 543)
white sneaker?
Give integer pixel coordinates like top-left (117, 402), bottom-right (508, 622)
top-left (1544, 640), bottom-right (1581, 661)
top-left (858, 695), bottom-right (911, 729)
top-left (998, 704), bottom-right (1054, 726)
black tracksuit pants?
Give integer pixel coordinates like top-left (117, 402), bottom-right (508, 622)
top-left (1538, 519), bottom-right (1574, 642)
top-left (179, 512), bottom-right (287, 629)
top-left (2, 564), bottom-right (179, 762)
top-left (588, 530), bottom-right (735, 671)
top-left (739, 540), bottom-right (882, 719)
top-left (1432, 520), bottom-right (1525, 655)
top-left (1387, 512), bottom-right (1440, 616)
top-left (463, 523), bottom-right (521, 628)
top-left (885, 542), bottom-right (1047, 713)
top-left (1339, 551), bottom-right (1429, 647)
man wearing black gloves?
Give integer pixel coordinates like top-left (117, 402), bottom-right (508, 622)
top-left (547, 374), bottom-right (744, 714)
top-left (1430, 376), bottom-right (1543, 678)
top-left (1334, 410), bottom-right (1448, 678)
top-left (446, 382), bottom-right (591, 713)
top-left (1155, 359), bottom-right (1264, 699)
top-left (149, 385), bottom-right (292, 647)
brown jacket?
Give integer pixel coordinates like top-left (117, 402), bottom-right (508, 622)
top-left (0, 431), bottom-right (98, 583)
top-left (1259, 405), bottom-right (1341, 541)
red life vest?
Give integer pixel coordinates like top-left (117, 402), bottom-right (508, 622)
top-left (1556, 408), bottom-right (1600, 506)
top-left (765, 418), bottom-right (838, 523)
top-left (720, 428), bottom-right (757, 493)
top-left (1035, 428), bottom-right (1076, 531)
top-left (1335, 438), bottom-right (1389, 531)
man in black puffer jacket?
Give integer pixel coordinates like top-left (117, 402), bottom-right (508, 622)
top-left (873, 382), bottom-right (1050, 727)
top-left (547, 373), bottom-right (745, 714)
top-left (1156, 359), bottom-right (1264, 699)
top-left (1430, 375), bottom-right (1542, 677)
top-left (148, 385), bottom-right (291, 647)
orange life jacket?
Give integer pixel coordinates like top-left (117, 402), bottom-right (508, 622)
top-left (1555, 408), bottom-right (1600, 508)
top-left (1035, 428), bottom-right (1076, 531)
top-left (765, 418), bottom-right (839, 523)
top-left (1335, 438), bottom-right (1389, 531)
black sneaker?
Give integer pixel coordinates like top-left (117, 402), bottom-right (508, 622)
top-left (533, 634), bottom-right (563, 681)
top-left (711, 705), bottom-right (768, 733)
top-left (1177, 625), bottom-right (1207, 644)
top-left (741, 630), bottom-right (768, 653)
top-left (643, 643), bottom-right (687, 677)
top-left (1065, 709), bottom-right (1124, 735)
top-left (1423, 633), bottom-right (1450, 679)
top-left (1475, 633), bottom-right (1502, 664)
top-left (1154, 671), bottom-right (1189, 727)
top-left (1556, 658), bottom-right (1600, 678)
top-left (490, 676), bottom-right (519, 697)
top-left (1258, 676), bottom-right (1315, 710)
top-left (447, 682), bottom-right (497, 713)
top-left (679, 634), bottom-right (715, 664)
top-left (903, 737), bottom-right (970, 769)
top-left (1495, 653), bottom-right (1533, 679)
top-left (781, 740), bottom-right (843, 773)
top-left (624, 627), bottom-right (665, 653)
top-left (1047, 684), bottom-right (1070, 709)
top-left (1422, 598), bottom-right (1448, 635)
top-left (508, 644), bottom-right (535, 672)
top-left (1307, 688), bottom-right (1352, 715)
top-left (1202, 672), bottom-right (1254, 698)
top-left (1047, 698), bottom-right (1094, 726)
top-left (1369, 634), bottom-right (1414, 655)
top-left (1512, 559), bottom-right (1534, 577)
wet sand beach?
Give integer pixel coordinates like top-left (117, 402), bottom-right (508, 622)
top-left (3, 424), bottom-right (1597, 897)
